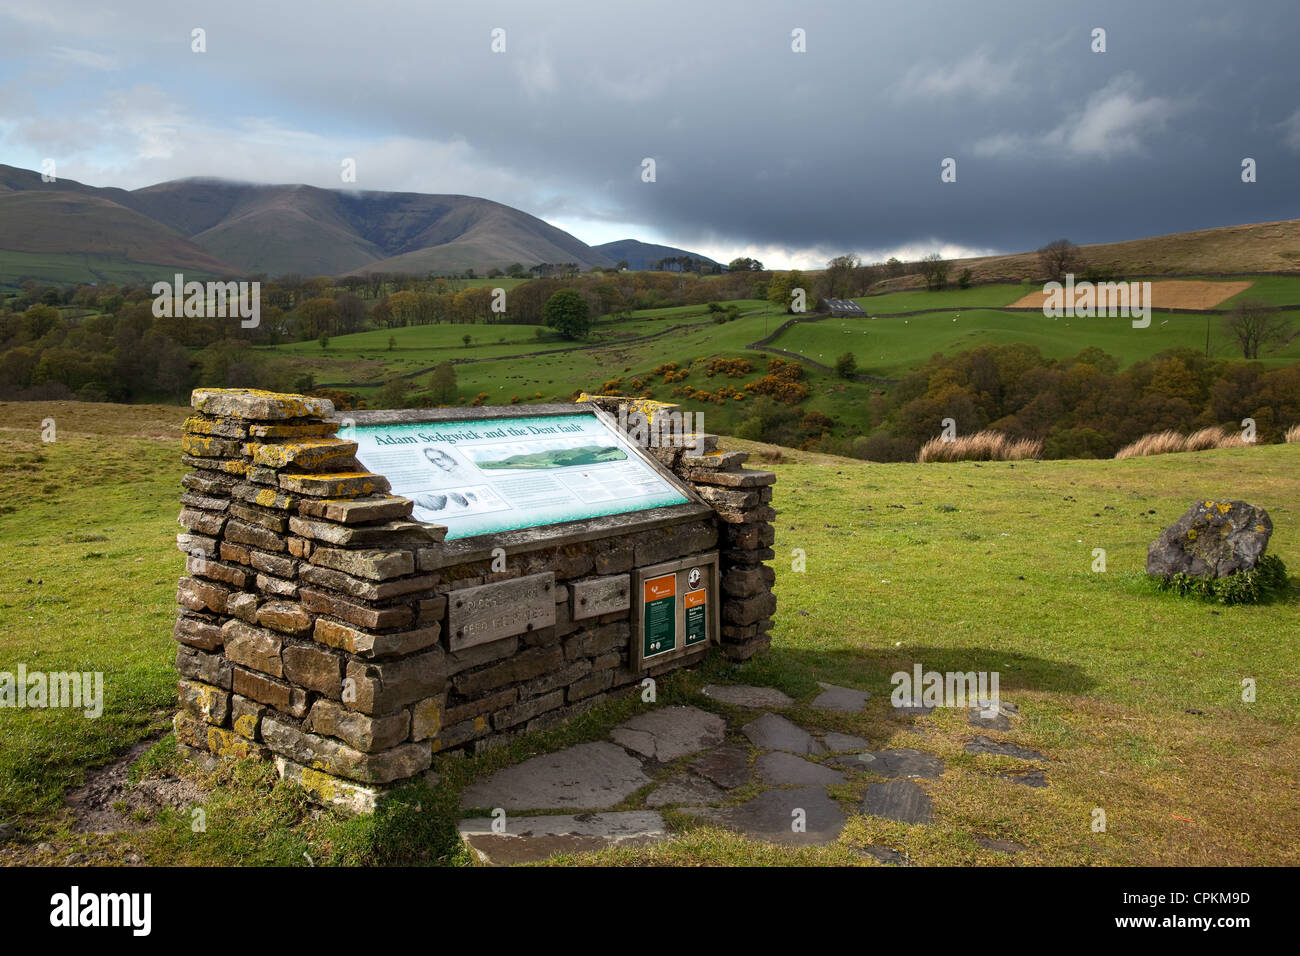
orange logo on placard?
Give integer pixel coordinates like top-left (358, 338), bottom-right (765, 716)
top-left (684, 589), bottom-right (706, 609)
top-left (644, 575), bottom-right (675, 602)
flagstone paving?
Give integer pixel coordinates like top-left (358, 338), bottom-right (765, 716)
top-left (822, 732), bottom-right (871, 752)
top-left (969, 701), bottom-right (1019, 731)
top-left (689, 746), bottom-right (752, 789)
top-left (682, 787), bottom-right (847, 846)
top-left (741, 712), bottom-right (826, 755)
top-left (458, 811), bottom-right (667, 865)
top-left (811, 682), bottom-right (871, 712)
top-left (455, 681), bottom-right (1041, 863)
top-left (966, 735), bottom-right (1046, 761)
top-left (756, 751), bottom-right (848, 786)
top-left (701, 684), bottom-right (794, 708)
top-left (862, 779), bottom-right (934, 824)
top-left (609, 705), bottom-right (725, 762)
top-left (645, 773), bottom-right (727, 808)
top-left (459, 741), bottom-right (650, 811)
top-left (832, 748), bottom-right (946, 779)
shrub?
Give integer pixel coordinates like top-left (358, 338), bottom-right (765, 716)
top-left (705, 357), bottom-right (753, 378)
top-left (1286, 424), bottom-right (1300, 443)
top-left (834, 352), bottom-right (857, 379)
top-left (1155, 554), bottom-right (1290, 605)
top-left (917, 430), bottom-right (1042, 462)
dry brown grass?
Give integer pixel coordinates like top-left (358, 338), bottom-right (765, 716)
top-left (917, 430), bottom-right (1042, 463)
top-left (1286, 424), bottom-right (1300, 443)
top-left (1007, 279), bottom-right (1252, 311)
top-left (1115, 425), bottom-right (1247, 459)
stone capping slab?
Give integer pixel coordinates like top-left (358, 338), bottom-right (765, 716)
top-left (418, 502), bottom-right (715, 568)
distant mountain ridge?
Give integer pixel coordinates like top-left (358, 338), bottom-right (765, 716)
top-left (592, 239), bottom-right (719, 271)
top-left (0, 165), bottom-right (717, 282)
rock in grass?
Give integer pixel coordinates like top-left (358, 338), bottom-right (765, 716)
top-left (1147, 500), bottom-right (1272, 579)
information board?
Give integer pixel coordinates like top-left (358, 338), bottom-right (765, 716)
top-left (633, 553), bottom-right (719, 670)
top-left (346, 411), bottom-right (691, 540)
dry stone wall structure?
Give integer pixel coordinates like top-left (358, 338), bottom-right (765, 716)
top-left (173, 388), bottom-right (775, 811)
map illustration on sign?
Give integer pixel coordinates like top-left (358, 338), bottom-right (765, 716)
top-left (346, 411), bottom-right (691, 540)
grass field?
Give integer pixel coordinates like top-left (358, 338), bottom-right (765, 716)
top-left (774, 308), bottom-right (1300, 379)
top-left (0, 401), bottom-right (1296, 866)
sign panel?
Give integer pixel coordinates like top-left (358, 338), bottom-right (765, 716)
top-left (447, 572), bottom-right (556, 651)
top-left (642, 573), bottom-right (678, 660)
top-left (348, 411), bottom-right (690, 541)
top-left (684, 587), bottom-right (708, 647)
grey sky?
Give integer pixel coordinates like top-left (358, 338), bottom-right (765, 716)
top-left (1, 0), bottom-right (1296, 268)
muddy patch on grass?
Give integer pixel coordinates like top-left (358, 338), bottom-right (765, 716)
top-left (64, 733), bottom-right (208, 835)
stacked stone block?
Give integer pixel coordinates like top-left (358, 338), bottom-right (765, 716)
top-left (577, 395), bottom-right (777, 661)
top-left (174, 387), bottom-right (753, 812)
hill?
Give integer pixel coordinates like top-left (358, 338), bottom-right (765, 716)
top-left (0, 166), bottom-right (616, 281)
top-left (873, 219), bottom-right (1300, 293)
top-left (592, 239), bottom-right (718, 271)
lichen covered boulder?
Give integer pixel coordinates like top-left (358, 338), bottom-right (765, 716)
top-left (1147, 500), bottom-right (1273, 579)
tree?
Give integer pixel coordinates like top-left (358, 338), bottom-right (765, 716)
top-left (543, 289), bottom-right (592, 339)
top-left (1224, 301), bottom-right (1291, 359)
top-left (920, 253), bottom-right (950, 292)
top-left (614, 260), bottom-right (629, 272)
top-left (388, 335), bottom-right (396, 351)
top-left (835, 352), bottom-right (858, 379)
top-left (728, 256), bottom-right (764, 272)
top-left (318, 332), bottom-right (330, 350)
top-left (374, 376), bottom-right (410, 409)
top-left (957, 268), bottom-right (972, 289)
top-left (462, 333), bottom-right (473, 348)
top-left (428, 360), bottom-right (457, 404)
top-left (825, 255), bottom-right (860, 298)
top-left (1038, 239), bottom-right (1084, 283)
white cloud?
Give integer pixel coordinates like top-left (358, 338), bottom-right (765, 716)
top-left (1279, 107), bottom-right (1300, 153)
top-left (974, 74), bottom-right (1177, 160)
top-left (896, 50), bottom-right (1020, 101)
top-left (50, 46), bottom-right (118, 70)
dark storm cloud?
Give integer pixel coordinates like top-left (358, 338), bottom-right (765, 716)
top-left (1, 0), bottom-right (1297, 264)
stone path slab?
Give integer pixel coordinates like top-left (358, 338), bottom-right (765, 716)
top-left (822, 732), bottom-right (871, 753)
top-left (860, 845), bottom-right (912, 866)
top-left (645, 773), bottom-right (726, 808)
top-left (458, 810), bottom-right (667, 865)
top-left (756, 751), bottom-right (847, 786)
top-left (682, 787), bottom-right (845, 846)
top-left (861, 780), bottom-right (934, 824)
top-left (460, 741), bottom-right (650, 811)
top-left (969, 701), bottom-right (1019, 731)
top-left (1001, 769), bottom-right (1048, 788)
top-left (741, 713), bottom-right (826, 755)
top-left (832, 748), bottom-right (945, 779)
top-left (811, 682), bottom-right (871, 712)
top-left (974, 836), bottom-right (1027, 854)
top-left (610, 705), bottom-right (726, 762)
top-left (689, 746), bottom-right (752, 789)
top-left (702, 684), bottom-right (794, 708)
top-left (966, 735), bottom-right (1045, 761)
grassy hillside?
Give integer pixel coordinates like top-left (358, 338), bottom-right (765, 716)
top-left (0, 401), bottom-right (1295, 866)
top-left (874, 219), bottom-right (1300, 292)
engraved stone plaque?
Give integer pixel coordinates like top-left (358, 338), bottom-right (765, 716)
top-left (571, 574), bottom-right (632, 621)
top-left (447, 572), bottom-right (556, 651)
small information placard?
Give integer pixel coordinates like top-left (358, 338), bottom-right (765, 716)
top-left (642, 573), bottom-right (678, 660)
top-left (684, 588), bottom-right (708, 647)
